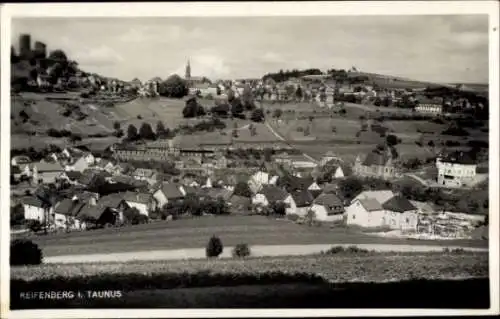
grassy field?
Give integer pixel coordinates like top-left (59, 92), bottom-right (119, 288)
top-left (11, 253), bottom-right (489, 308)
top-left (16, 215), bottom-right (488, 257)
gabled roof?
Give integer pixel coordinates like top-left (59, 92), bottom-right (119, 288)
top-left (309, 189), bottom-right (323, 199)
top-left (205, 188), bottom-right (233, 201)
top-left (290, 190), bottom-right (314, 207)
top-left (230, 194), bottom-right (252, 206)
top-left (322, 182), bottom-right (340, 193)
top-left (78, 204), bottom-right (108, 220)
top-left (314, 193), bottom-right (343, 207)
top-left (65, 171), bottom-right (83, 181)
top-left (357, 198), bottom-right (384, 212)
top-left (35, 161), bottom-right (64, 172)
top-left (259, 185), bottom-right (289, 202)
top-left (362, 151), bottom-right (392, 166)
top-left (158, 183), bottom-right (184, 199)
top-left (21, 196), bottom-right (47, 208)
top-left (353, 190), bottom-right (395, 204)
top-left (123, 192), bottom-right (153, 205)
top-left (54, 199), bottom-right (86, 216)
top-left (382, 196), bottom-right (416, 213)
top-left (98, 194), bottom-right (126, 208)
top-left (133, 168), bottom-right (157, 178)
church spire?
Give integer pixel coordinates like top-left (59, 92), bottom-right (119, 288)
top-left (185, 59), bottom-right (191, 80)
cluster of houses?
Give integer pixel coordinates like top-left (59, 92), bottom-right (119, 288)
top-left (10, 144), bottom-right (485, 239)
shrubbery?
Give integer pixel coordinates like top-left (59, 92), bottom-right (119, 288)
top-left (321, 245), bottom-right (371, 255)
top-left (206, 235), bottom-right (224, 258)
top-left (11, 239), bottom-right (43, 266)
top-left (232, 243), bottom-right (251, 258)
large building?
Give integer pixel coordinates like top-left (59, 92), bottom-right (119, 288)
top-left (436, 151), bottom-right (477, 188)
top-left (353, 147), bottom-right (401, 180)
top-left (184, 59), bottom-right (210, 87)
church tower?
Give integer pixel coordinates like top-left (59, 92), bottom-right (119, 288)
top-left (185, 59), bottom-right (191, 80)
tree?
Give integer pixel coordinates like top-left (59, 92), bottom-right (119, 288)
top-left (113, 121), bottom-right (121, 131)
top-left (127, 124), bottom-right (139, 141)
top-left (10, 239), bottom-right (43, 266)
top-left (263, 148), bottom-right (273, 162)
top-left (273, 109), bottom-right (283, 119)
top-left (270, 201), bottom-right (286, 216)
top-left (242, 83), bottom-right (255, 110)
top-left (233, 182), bottom-right (252, 198)
top-left (159, 74), bottom-right (188, 98)
top-left (338, 177), bottom-right (363, 201)
top-left (251, 108), bottom-right (265, 122)
top-left (10, 204), bottom-right (25, 226)
top-left (183, 97), bottom-right (205, 118)
top-left (296, 86), bottom-right (303, 100)
top-left (206, 235), bottom-right (224, 258)
top-left (232, 243), bottom-right (251, 258)
top-left (139, 122), bottom-right (156, 140)
top-left (230, 97), bottom-right (244, 116)
top-left (386, 134), bottom-right (399, 146)
top-left (48, 49), bottom-right (68, 62)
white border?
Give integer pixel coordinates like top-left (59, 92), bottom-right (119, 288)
top-left (1, 1), bottom-right (499, 318)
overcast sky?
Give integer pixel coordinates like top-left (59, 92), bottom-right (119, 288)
top-left (11, 15), bottom-right (489, 83)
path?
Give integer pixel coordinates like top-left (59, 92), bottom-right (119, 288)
top-left (265, 121), bottom-right (319, 163)
top-left (404, 173), bottom-right (430, 186)
top-left (44, 243), bottom-right (487, 264)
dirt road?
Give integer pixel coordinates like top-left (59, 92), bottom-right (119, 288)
top-left (44, 243), bottom-right (487, 264)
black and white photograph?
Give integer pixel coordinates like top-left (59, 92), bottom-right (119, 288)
top-left (1, 1), bottom-right (499, 317)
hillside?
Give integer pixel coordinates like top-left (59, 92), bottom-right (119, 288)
top-left (11, 93), bottom-right (125, 138)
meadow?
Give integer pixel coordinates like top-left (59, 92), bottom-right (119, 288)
top-left (18, 215), bottom-right (488, 257)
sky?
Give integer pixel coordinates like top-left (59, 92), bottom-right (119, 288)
top-left (11, 15), bottom-right (489, 84)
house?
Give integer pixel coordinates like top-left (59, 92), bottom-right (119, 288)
top-left (65, 156), bottom-right (91, 173)
top-left (204, 188), bottom-right (233, 202)
top-left (21, 196), bottom-right (54, 223)
top-left (229, 195), bottom-right (252, 214)
top-left (53, 198), bottom-right (86, 230)
top-left (96, 194), bottom-right (129, 224)
top-left (310, 193), bottom-right (345, 222)
top-left (58, 171), bottom-right (83, 185)
top-left (436, 151), bottom-right (477, 188)
top-left (414, 97), bottom-right (443, 114)
top-left (353, 147), bottom-right (401, 180)
top-left (345, 190), bottom-right (418, 232)
top-left (252, 185), bottom-right (289, 207)
top-left (123, 192), bottom-right (157, 217)
top-left (284, 190), bottom-right (315, 217)
top-left (95, 159), bottom-right (116, 173)
top-left (33, 160), bottom-right (65, 184)
top-left (248, 171), bottom-right (270, 193)
top-left (153, 183), bottom-right (185, 209)
top-left (11, 155), bottom-right (31, 167)
top-left (77, 204), bottom-right (118, 227)
top-left (132, 168), bottom-right (159, 185)
top-left (322, 159), bottom-right (352, 179)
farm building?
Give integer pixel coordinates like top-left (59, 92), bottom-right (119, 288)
top-left (309, 193), bottom-right (345, 222)
top-left (284, 190), bottom-right (315, 217)
top-left (345, 190), bottom-right (418, 232)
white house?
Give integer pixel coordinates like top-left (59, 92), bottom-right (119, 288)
top-left (284, 190), bottom-right (314, 217)
top-left (153, 183), bottom-right (185, 209)
top-left (53, 199), bottom-right (87, 230)
top-left (345, 190), bottom-right (418, 232)
top-left (22, 197), bottom-right (53, 223)
top-left (436, 152), bottom-right (477, 188)
top-left (310, 193), bottom-right (345, 222)
top-left (252, 185), bottom-right (288, 208)
top-left (123, 192), bottom-right (157, 217)
top-left (65, 156), bottom-right (91, 173)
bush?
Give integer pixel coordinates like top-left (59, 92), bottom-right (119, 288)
top-left (322, 245), bottom-right (371, 255)
top-left (11, 239), bottom-right (43, 266)
top-left (206, 235), bottom-right (224, 258)
top-left (232, 243), bottom-right (251, 258)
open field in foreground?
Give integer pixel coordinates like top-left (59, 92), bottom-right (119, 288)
top-left (11, 253), bottom-right (489, 309)
top-left (18, 216), bottom-right (488, 257)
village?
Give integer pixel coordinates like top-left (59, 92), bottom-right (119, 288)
top-left (10, 33), bottom-right (489, 246)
